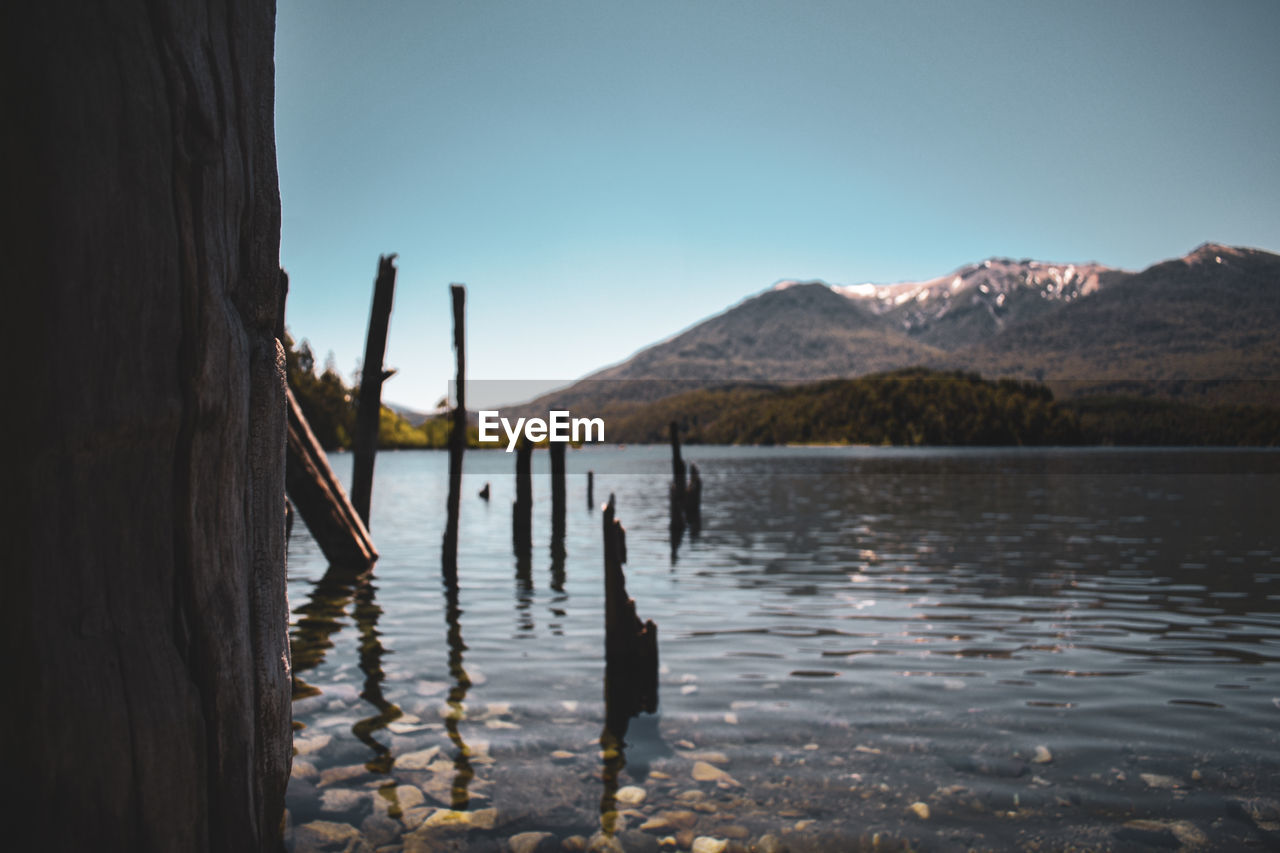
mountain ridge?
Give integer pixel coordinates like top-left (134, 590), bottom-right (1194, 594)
top-left (513, 243), bottom-right (1280, 414)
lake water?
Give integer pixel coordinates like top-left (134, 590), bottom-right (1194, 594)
top-left (285, 447), bottom-right (1280, 852)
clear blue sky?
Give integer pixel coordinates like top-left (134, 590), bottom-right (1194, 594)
top-left (276, 0), bottom-right (1280, 410)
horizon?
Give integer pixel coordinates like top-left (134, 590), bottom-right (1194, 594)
top-left (276, 1), bottom-right (1280, 411)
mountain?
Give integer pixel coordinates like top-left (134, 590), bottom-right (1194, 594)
top-left (516, 243), bottom-right (1280, 414)
top-left (836, 258), bottom-right (1128, 350)
top-left (959, 243), bottom-right (1280, 401)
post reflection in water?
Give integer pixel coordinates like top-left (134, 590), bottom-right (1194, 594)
top-left (443, 578), bottom-right (475, 810)
top-left (289, 564), bottom-right (403, 773)
top-left (514, 548), bottom-right (535, 636)
top-left (548, 530), bottom-right (567, 636)
top-left (351, 579), bottom-right (401, 774)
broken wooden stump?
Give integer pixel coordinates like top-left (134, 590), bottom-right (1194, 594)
top-left (602, 494), bottom-right (659, 736)
top-left (442, 284), bottom-right (466, 579)
top-left (512, 438), bottom-right (533, 556)
top-left (478, 482), bottom-right (491, 501)
top-left (550, 441), bottom-right (566, 559)
top-left (285, 386), bottom-right (377, 567)
top-left (351, 253), bottom-right (398, 528)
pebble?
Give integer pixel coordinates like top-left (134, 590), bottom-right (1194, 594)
top-left (419, 807), bottom-right (498, 831)
top-left (392, 784), bottom-right (425, 811)
top-left (318, 764), bottom-right (368, 787)
top-left (1140, 773), bottom-right (1182, 790)
top-left (755, 834), bottom-right (784, 853)
top-left (587, 832), bottom-right (625, 853)
top-left (551, 750), bottom-right (577, 762)
top-left (619, 830), bottom-right (660, 853)
top-left (293, 734), bottom-right (332, 757)
top-left (292, 820), bottom-right (365, 852)
top-left (1032, 746), bottom-right (1053, 764)
top-left (291, 760), bottom-right (319, 781)
top-left (908, 802), bottom-right (931, 820)
top-left (563, 836), bottom-right (588, 851)
top-left (616, 786), bottom-right (647, 806)
top-left (395, 746), bottom-right (442, 770)
top-left (319, 787), bottom-right (366, 812)
top-left (1123, 819), bottom-right (1208, 848)
top-left (691, 838), bottom-right (728, 853)
top-left (360, 814), bottom-right (400, 848)
top-left (692, 761), bottom-right (739, 786)
top-left (509, 831), bottom-right (555, 853)
top-left (686, 751), bottom-right (730, 765)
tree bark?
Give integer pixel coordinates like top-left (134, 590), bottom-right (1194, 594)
top-left (4, 1), bottom-right (291, 850)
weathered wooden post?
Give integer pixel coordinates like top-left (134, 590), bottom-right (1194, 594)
top-left (285, 388), bottom-right (378, 566)
top-left (442, 284), bottom-right (466, 579)
top-left (351, 254), bottom-right (398, 527)
top-left (550, 441), bottom-right (566, 558)
top-left (602, 494), bottom-right (659, 736)
top-left (512, 438), bottom-right (533, 556)
top-left (669, 421), bottom-right (687, 497)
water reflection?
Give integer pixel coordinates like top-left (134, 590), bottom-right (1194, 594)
top-left (442, 579), bottom-right (474, 809)
top-left (515, 550), bottom-right (534, 637)
top-left (351, 579), bottom-right (401, 773)
top-left (290, 564), bottom-right (368, 700)
top-left (289, 564), bottom-right (403, 773)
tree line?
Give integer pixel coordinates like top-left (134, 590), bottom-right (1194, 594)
top-left (286, 333), bottom-right (475, 450)
top-left (604, 369), bottom-right (1280, 447)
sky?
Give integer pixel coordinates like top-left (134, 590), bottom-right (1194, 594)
top-left (275, 0), bottom-right (1280, 411)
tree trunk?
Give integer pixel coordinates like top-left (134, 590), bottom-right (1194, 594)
top-left (4, 2), bottom-right (291, 850)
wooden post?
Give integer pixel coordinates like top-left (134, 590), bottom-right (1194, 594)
top-left (513, 438), bottom-right (533, 555)
top-left (550, 441), bottom-right (566, 558)
top-left (669, 421), bottom-right (686, 496)
top-left (285, 387), bottom-right (378, 566)
top-left (587, 470), bottom-right (595, 511)
top-left (351, 254), bottom-right (398, 528)
top-left (442, 284), bottom-right (466, 578)
top-left (602, 494), bottom-right (659, 736)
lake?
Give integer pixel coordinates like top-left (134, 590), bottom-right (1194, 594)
top-left (285, 446), bottom-right (1280, 852)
